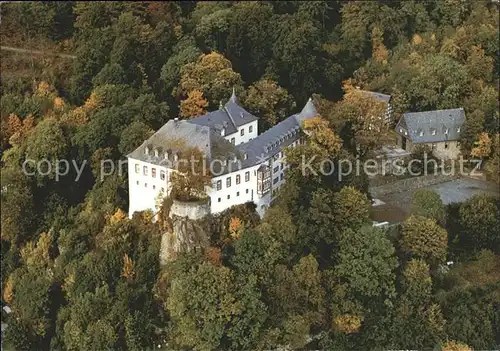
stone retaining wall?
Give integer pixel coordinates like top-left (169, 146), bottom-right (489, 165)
top-left (369, 174), bottom-right (459, 198)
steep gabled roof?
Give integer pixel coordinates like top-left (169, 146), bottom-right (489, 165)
top-left (128, 97), bottom-right (320, 175)
top-left (236, 98), bottom-right (318, 168)
top-left (127, 119), bottom-right (238, 166)
top-left (359, 90), bottom-right (392, 103)
top-left (395, 108), bottom-right (465, 143)
top-left (187, 90), bottom-right (258, 135)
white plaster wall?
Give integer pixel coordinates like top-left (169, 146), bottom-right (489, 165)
top-left (128, 157), bottom-right (170, 217)
top-left (431, 141), bottom-right (461, 160)
top-left (223, 121), bottom-right (258, 145)
top-left (209, 164), bottom-right (260, 214)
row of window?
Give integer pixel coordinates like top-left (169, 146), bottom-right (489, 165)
top-left (216, 171), bottom-right (250, 190)
top-left (217, 188), bottom-right (250, 202)
top-left (135, 164), bottom-right (166, 180)
top-left (135, 180), bottom-right (165, 192)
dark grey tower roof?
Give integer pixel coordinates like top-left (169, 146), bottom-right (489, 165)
top-left (187, 90), bottom-right (257, 134)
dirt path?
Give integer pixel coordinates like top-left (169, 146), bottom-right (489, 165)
top-left (1, 45), bottom-right (76, 59)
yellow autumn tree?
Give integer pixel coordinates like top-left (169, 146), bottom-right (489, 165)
top-left (3, 275), bottom-right (14, 304)
top-left (332, 314), bottom-right (363, 334)
top-left (441, 340), bottom-right (472, 351)
top-left (180, 90), bottom-right (208, 119)
top-left (110, 208), bottom-right (127, 224)
top-left (471, 132), bottom-right (491, 159)
top-left (5, 113), bottom-right (35, 146)
top-left (121, 253), bottom-right (135, 281)
top-left (302, 116), bottom-right (342, 155)
top-left (20, 232), bottom-right (52, 267)
top-left (371, 26), bottom-right (388, 64)
top-left (229, 217), bottom-right (243, 240)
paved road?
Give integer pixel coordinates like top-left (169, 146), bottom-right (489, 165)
top-left (1, 45), bottom-right (76, 59)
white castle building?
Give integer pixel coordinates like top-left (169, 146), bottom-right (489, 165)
top-left (127, 90), bottom-right (318, 218)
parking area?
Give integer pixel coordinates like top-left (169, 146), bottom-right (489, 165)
top-left (370, 177), bottom-right (499, 224)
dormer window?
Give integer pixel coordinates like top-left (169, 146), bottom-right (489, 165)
top-left (457, 127), bottom-right (461, 133)
top-left (445, 128), bottom-right (449, 134)
top-left (244, 153), bottom-right (248, 160)
top-left (221, 128), bottom-right (226, 136)
top-left (399, 128), bottom-right (403, 133)
top-left (432, 129), bottom-right (436, 135)
top-left (144, 146), bottom-right (149, 155)
top-left (404, 131), bottom-right (408, 136)
top-left (154, 149), bottom-right (159, 157)
top-left (419, 131), bottom-right (424, 137)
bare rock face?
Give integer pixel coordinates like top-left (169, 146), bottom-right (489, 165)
top-left (159, 199), bottom-right (211, 265)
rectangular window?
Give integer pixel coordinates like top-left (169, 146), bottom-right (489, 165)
top-left (236, 175), bottom-right (241, 184)
top-left (143, 166), bottom-right (148, 176)
top-left (135, 164), bottom-right (140, 173)
top-left (145, 183), bottom-right (148, 188)
top-left (273, 166), bottom-right (279, 173)
top-left (273, 177), bottom-right (279, 185)
top-left (160, 170), bottom-right (166, 180)
top-left (445, 143), bottom-right (449, 149)
top-left (152, 168), bottom-right (156, 178)
top-left (231, 137), bottom-right (235, 145)
top-left (161, 187), bottom-right (164, 192)
top-left (246, 189), bottom-right (249, 194)
top-left (280, 173), bottom-right (284, 181)
top-left (136, 180), bottom-right (139, 185)
top-left (226, 177), bottom-right (231, 188)
top-left (240, 129), bottom-right (244, 136)
top-left (245, 171), bottom-right (250, 182)
top-left (153, 185), bottom-right (156, 190)
top-left (249, 125), bottom-right (253, 133)
top-left (218, 198), bottom-right (221, 202)
top-left (281, 164), bottom-right (284, 170)
top-left (217, 180), bottom-right (222, 190)
top-left (237, 191), bottom-right (240, 197)
top-left (227, 194), bottom-right (230, 199)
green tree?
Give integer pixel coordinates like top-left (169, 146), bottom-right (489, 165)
top-left (459, 195), bottom-right (499, 253)
top-left (335, 226), bottom-right (398, 309)
top-left (401, 215), bottom-right (448, 266)
top-left (118, 121), bottom-right (154, 156)
top-left (226, 2), bottom-right (273, 83)
top-left (178, 52), bottom-right (244, 108)
top-left (160, 36), bottom-right (201, 99)
top-left (243, 79), bottom-right (296, 130)
top-left (411, 189), bottom-right (445, 224)
top-left (390, 259), bottom-right (445, 349)
top-left (167, 262), bottom-right (266, 350)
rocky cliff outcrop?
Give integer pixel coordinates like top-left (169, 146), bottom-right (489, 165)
top-left (159, 199), bottom-right (211, 265)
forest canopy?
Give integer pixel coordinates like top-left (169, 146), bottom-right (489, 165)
top-left (0, 1), bottom-right (499, 350)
